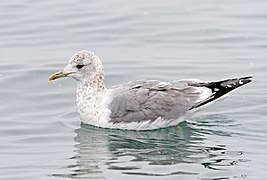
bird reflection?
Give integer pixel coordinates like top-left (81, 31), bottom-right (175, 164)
top-left (53, 114), bottom-right (248, 179)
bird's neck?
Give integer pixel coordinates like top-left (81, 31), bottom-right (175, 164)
top-left (76, 73), bottom-right (107, 103)
top-left (76, 72), bottom-right (107, 124)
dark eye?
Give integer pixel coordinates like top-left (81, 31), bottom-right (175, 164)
top-left (76, 64), bottom-right (84, 69)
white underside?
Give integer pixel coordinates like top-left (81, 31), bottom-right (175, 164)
top-left (81, 116), bottom-right (185, 130)
top-left (106, 117), bottom-right (184, 130)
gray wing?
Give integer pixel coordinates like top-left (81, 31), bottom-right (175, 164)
top-left (108, 80), bottom-right (204, 123)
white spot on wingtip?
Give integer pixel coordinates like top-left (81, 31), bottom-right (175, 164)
top-left (158, 82), bottom-right (168, 87)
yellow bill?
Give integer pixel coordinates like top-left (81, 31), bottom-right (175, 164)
top-left (48, 71), bottom-right (73, 81)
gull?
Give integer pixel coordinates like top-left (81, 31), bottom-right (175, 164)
top-left (48, 50), bottom-right (252, 130)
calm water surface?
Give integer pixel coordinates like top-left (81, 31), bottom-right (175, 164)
top-left (0, 0), bottom-right (267, 179)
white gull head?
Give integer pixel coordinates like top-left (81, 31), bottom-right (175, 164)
top-left (64, 50), bottom-right (104, 83)
top-left (49, 50), bottom-right (109, 126)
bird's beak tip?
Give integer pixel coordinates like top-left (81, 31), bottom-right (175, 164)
top-left (48, 71), bottom-right (64, 81)
top-left (48, 74), bottom-right (55, 81)
top-left (48, 71), bottom-right (74, 81)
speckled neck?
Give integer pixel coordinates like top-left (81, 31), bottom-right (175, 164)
top-left (76, 72), bottom-right (107, 102)
top-left (76, 72), bottom-right (107, 125)
top-left (86, 72), bottom-right (106, 92)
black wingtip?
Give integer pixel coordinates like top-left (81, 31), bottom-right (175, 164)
top-left (239, 76), bottom-right (253, 83)
top-left (189, 76), bottom-right (252, 111)
top-left (220, 76), bottom-right (252, 89)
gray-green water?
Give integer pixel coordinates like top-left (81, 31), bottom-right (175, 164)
top-left (1, 0), bottom-right (266, 179)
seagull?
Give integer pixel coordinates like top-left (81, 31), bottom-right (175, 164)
top-left (48, 50), bottom-right (252, 130)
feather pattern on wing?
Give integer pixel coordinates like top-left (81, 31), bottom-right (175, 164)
top-left (108, 80), bottom-right (211, 123)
